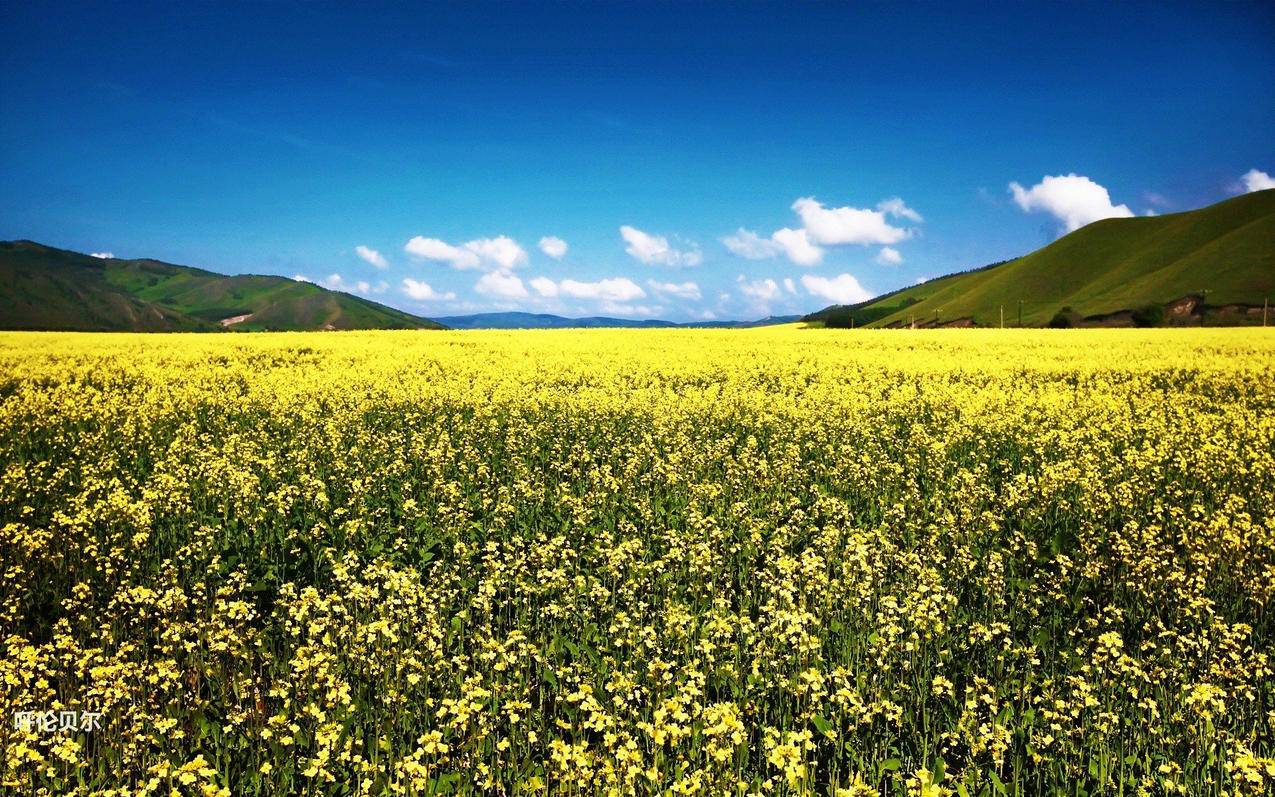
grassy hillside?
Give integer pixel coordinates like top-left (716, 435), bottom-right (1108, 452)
top-left (0, 240), bottom-right (444, 331)
top-left (807, 189), bottom-right (1274, 327)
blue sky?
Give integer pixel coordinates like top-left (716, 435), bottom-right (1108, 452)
top-left (2, 1), bottom-right (1272, 321)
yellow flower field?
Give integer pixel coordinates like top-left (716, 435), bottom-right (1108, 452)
top-left (1, 327), bottom-right (1273, 796)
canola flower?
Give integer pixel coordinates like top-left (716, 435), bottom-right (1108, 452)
top-left (0, 326), bottom-right (1272, 796)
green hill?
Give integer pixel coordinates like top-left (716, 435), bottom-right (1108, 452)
top-left (806, 189), bottom-right (1275, 328)
top-left (0, 240), bottom-right (444, 331)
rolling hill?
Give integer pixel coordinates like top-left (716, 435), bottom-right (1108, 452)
top-left (805, 189), bottom-right (1275, 328)
top-left (0, 240), bottom-right (444, 331)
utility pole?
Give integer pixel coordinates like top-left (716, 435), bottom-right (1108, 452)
top-left (1264, 298), bottom-right (1268, 327)
top-left (1000, 305), bottom-right (1004, 329)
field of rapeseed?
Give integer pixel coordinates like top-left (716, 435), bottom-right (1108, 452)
top-left (1, 326), bottom-right (1273, 796)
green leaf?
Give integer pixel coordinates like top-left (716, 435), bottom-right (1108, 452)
top-left (811, 714), bottom-right (833, 737)
top-left (880, 757), bottom-right (901, 773)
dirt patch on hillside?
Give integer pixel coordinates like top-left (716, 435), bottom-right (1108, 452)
top-left (220, 313), bottom-right (253, 327)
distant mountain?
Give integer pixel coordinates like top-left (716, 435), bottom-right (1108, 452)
top-left (434, 311), bottom-right (802, 329)
top-left (0, 240), bottom-right (444, 331)
top-left (805, 189), bottom-right (1275, 328)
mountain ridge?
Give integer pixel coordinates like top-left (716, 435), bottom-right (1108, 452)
top-left (805, 189), bottom-right (1274, 328)
top-left (0, 240), bottom-right (444, 331)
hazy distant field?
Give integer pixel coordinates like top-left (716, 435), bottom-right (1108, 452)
top-left (2, 328), bottom-right (1273, 796)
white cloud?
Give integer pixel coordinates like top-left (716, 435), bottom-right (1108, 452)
top-left (914, 276), bottom-right (929, 285)
top-left (721, 228), bottom-right (783, 259)
top-left (529, 276), bottom-right (646, 302)
top-left (801, 273), bottom-right (874, 305)
top-left (877, 197), bottom-right (923, 222)
top-left (647, 279), bottom-right (701, 300)
top-left (1240, 168), bottom-right (1275, 193)
top-left (560, 278), bottom-right (646, 302)
top-left (875, 246), bottom-right (903, 265)
top-left (405, 237), bottom-right (480, 269)
top-left (404, 235), bottom-right (527, 271)
top-left (1008, 174), bottom-right (1133, 233)
top-left (529, 276), bottom-right (559, 297)
top-left (738, 277), bottom-right (783, 302)
top-left (401, 278), bottom-right (455, 301)
top-left (792, 197), bottom-right (911, 246)
top-left (600, 303), bottom-right (661, 318)
top-left (320, 273), bottom-right (386, 295)
top-left (620, 225), bottom-right (702, 267)
top-left (474, 271), bottom-right (529, 299)
top-left (783, 278), bottom-right (796, 294)
top-left (355, 245), bottom-right (389, 269)
top-left (465, 236), bottom-right (528, 270)
top-left (724, 226), bottom-right (824, 266)
top-left (293, 274), bottom-right (311, 283)
top-left (90, 251), bottom-right (114, 259)
top-left (725, 195), bottom-right (920, 267)
top-left (771, 227), bottom-right (824, 266)
top-left (538, 236), bottom-right (568, 259)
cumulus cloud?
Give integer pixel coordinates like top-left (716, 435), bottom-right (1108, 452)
top-left (538, 236), bottom-right (568, 259)
top-left (529, 276), bottom-right (559, 297)
top-left (783, 278), bottom-right (796, 294)
top-left (355, 245), bottom-right (389, 269)
top-left (721, 228), bottom-right (783, 260)
top-left (461, 236), bottom-right (528, 270)
top-left (600, 303), bottom-right (661, 318)
top-left (401, 278), bottom-right (455, 301)
top-left (801, 273), bottom-right (874, 305)
top-left (474, 270), bottom-right (529, 299)
top-left (724, 226), bottom-right (823, 266)
top-left (1240, 168), bottom-right (1275, 193)
top-left (529, 276), bottom-right (647, 304)
top-left (560, 278), bottom-right (646, 302)
top-left (1008, 174), bottom-right (1133, 233)
top-left (726, 195), bottom-right (920, 266)
top-left (647, 279), bottom-right (701, 300)
top-left (876, 246), bottom-right (903, 266)
top-left (792, 197), bottom-right (912, 246)
top-left (293, 274), bottom-right (311, 283)
top-left (876, 197), bottom-right (923, 222)
top-left (321, 273), bottom-right (386, 295)
top-left (737, 276), bottom-right (783, 302)
top-left (620, 225), bottom-right (702, 267)
top-left (405, 235), bottom-right (527, 271)
top-left (770, 227), bottom-right (824, 266)
top-left (90, 251), bottom-right (114, 259)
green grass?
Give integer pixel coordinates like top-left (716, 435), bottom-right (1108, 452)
top-left (0, 240), bottom-right (445, 331)
top-left (807, 189), bottom-right (1275, 327)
